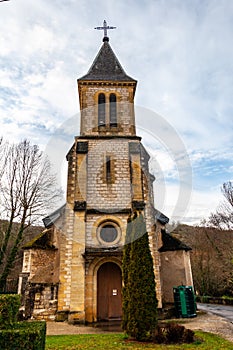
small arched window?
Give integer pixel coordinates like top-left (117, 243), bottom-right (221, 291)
top-left (109, 93), bottom-right (117, 127)
top-left (98, 93), bottom-right (106, 127)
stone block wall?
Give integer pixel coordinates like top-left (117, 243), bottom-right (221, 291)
top-left (160, 250), bottom-right (194, 303)
top-left (32, 284), bottom-right (58, 320)
top-left (56, 205), bottom-right (86, 324)
top-left (86, 139), bottom-right (132, 211)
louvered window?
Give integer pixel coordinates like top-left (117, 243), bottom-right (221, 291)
top-left (110, 93), bottom-right (117, 127)
top-left (98, 93), bottom-right (106, 126)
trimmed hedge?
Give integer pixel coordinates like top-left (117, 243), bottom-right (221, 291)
top-left (196, 295), bottom-right (233, 305)
top-left (0, 321), bottom-right (46, 350)
top-left (0, 294), bottom-right (21, 328)
top-left (0, 294), bottom-right (46, 350)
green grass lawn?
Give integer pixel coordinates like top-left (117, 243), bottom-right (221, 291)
top-left (46, 332), bottom-right (233, 350)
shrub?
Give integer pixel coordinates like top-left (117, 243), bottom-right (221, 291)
top-left (154, 323), bottom-right (195, 344)
top-left (183, 328), bottom-right (195, 343)
top-left (166, 323), bottom-right (185, 343)
top-left (0, 321), bottom-right (46, 350)
top-left (0, 294), bottom-right (21, 329)
top-left (201, 295), bottom-right (211, 303)
top-left (154, 324), bottom-right (166, 344)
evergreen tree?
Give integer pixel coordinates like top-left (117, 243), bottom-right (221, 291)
top-left (122, 211), bottom-right (158, 341)
top-left (122, 213), bottom-right (134, 332)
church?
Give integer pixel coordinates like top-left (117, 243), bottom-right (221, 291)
top-left (19, 22), bottom-right (194, 323)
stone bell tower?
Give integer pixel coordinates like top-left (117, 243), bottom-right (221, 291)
top-left (57, 24), bottom-right (162, 323)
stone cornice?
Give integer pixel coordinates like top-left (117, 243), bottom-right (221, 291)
top-left (76, 135), bottom-right (141, 140)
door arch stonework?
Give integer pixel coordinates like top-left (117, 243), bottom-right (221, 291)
top-left (85, 257), bottom-right (122, 323)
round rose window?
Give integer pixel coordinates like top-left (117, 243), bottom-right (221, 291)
top-left (97, 221), bottom-right (121, 246)
top-left (100, 225), bottom-right (118, 243)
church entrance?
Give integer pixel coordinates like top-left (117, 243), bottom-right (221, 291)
top-left (97, 262), bottom-right (122, 321)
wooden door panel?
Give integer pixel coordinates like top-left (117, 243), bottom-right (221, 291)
top-left (97, 262), bottom-right (122, 320)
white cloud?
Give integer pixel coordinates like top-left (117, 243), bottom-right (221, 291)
top-left (0, 0), bottom-right (232, 223)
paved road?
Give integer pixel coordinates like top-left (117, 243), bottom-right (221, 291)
top-left (197, 302), bottom-right (233, 322)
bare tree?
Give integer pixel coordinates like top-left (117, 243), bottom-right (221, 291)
top-left (207, 181), bottom-right (233, 230)
top-left (0, 139), bottom-right (62, 290)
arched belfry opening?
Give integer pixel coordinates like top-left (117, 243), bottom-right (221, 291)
top-left (110, 93), bottom-right (117, 127)
top-left (97, 262), bottom-right (122, 320)
top-left (98, 93), bottom-right (106, 126)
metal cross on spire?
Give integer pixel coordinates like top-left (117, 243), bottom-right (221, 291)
top-left (94, 20), bottom-right (116, 42)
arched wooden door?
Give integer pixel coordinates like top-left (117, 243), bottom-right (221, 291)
top-left (97, 262), bottom-right (122, 320)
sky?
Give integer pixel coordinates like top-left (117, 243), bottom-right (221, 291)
top-left (0, 0), bottom-right (233, 225)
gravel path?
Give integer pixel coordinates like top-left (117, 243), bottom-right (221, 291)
top-left (46, 322), bottom-right (108, 335)
top-left (177, 312), bottom-right (233, 343)
top-left (46, 312), bottom-right (233, 343)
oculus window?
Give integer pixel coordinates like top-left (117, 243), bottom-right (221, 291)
top-left (97, 221), bottom-right (121, 246)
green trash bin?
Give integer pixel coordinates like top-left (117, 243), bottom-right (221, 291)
top-left (173, 285), bottom-right (197, 318)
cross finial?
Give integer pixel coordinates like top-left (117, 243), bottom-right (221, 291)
top-left (94, 20), bottom-right (116, 42)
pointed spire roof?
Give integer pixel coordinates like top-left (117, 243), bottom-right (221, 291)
top-left (79, 41), bottom-right (136, 82)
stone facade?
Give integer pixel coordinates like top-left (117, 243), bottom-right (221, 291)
top-left (58, 133), bottom-right (158, 322)
top-left (20, 38), bottom-right (194, 322)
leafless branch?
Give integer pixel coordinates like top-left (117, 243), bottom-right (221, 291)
top-left (206, 181), bottom-right (233, 229)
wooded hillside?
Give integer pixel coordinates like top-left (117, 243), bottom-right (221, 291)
top-left (172, 224), bottom-right (233, 296)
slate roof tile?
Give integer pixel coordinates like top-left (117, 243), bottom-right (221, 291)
top-left (79, 41), bottom-right (136, 82)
